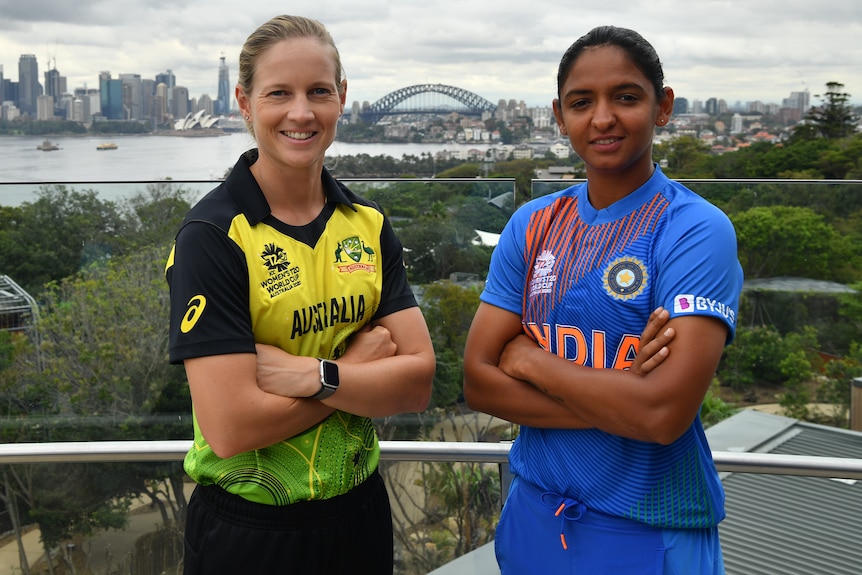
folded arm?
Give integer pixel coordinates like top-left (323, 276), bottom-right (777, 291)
top-left (184, 353), bottom-right (335, 459)
top-left (255, 306), bottom-right (435, 418)
top-left (463, 303), bottom-right (675, 431)
top-left (491, 311), bottom-right (726, 444)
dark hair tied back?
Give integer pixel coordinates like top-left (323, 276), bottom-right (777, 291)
top-left (557, 26), bottom-right (665, 100)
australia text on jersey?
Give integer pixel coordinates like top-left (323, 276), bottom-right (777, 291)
top-left (291, 295), bottom-right (367, 339)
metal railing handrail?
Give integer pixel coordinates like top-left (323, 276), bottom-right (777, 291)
top-left (0, 440), bottom-right (859, 479)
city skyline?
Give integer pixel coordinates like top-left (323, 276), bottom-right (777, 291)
top-left (0, 0), bottom-right (860, 109)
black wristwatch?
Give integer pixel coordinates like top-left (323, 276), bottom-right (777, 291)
top-left (312, 358), bottom-right (339, 399)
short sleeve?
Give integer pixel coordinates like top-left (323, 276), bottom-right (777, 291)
top-left (654, 202), bottom-right (743, 344)
top-left (480, 205), bottom-right (530, 315)
top-left (373, 213), bottom-right (418, 320)
top-left (166, 221), bottom-right (256, 363)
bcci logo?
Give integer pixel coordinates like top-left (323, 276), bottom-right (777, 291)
top-left (603, 256), bottom-right (647, 301)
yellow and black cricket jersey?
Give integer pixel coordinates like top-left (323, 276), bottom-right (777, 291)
top-left (165, 150), bottom-right (417, 505)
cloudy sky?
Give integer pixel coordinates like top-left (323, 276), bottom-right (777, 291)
top-left (1, 0), bottom-right (860, 111)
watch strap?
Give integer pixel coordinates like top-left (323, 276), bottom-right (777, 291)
top-left (311, 358), bottom-right (338, 399)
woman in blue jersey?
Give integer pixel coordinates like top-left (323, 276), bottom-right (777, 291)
top-left (166, 15), bottom-right (435, 574)
top-left (463, 26), bottom-right (743, 574)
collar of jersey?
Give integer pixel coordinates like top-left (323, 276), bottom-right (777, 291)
top-left (577, 163), bottom-right (669, 225)
top-left (226, 148), bottom-right (357, 226)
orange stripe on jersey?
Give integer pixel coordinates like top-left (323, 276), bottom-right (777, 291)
top-left (522, 192), bottom-right (669, 332)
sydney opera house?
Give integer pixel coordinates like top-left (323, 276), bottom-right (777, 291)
top-left (173, 109), bottom-right (221, 131)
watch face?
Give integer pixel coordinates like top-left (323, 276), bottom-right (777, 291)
top-left (321, 360), bottom-right (339, 386)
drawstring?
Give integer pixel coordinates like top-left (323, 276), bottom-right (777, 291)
top-left (541, 492), bottom-right (586, 550)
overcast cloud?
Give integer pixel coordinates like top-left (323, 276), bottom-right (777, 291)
top-left (0, 0), bottom-right (860, 110)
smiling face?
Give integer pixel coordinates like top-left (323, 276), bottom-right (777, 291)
top-left (236, 36), bottom-right (346, 175)
top-left (553, 45), bottom-right (673, 194)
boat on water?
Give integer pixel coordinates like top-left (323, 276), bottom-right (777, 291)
top-left (37, 140), bottom-right (60, 151)
top-left (96, 142), bottom-right (118, 151)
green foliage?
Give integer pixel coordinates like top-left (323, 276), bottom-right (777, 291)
top-left (353, 180), bottom-right (508, 284)
top-left (0, 183), bottom-right (195, 296)
top-left (777, 350), bottom-right (815, 420)
top-left (731, 205), bottom-right (854, 281)
top-left (0, 186), bottom-right (125, 294)
top-left (88, 120), bottom-right (151, 134)
top-left (36, 246), bottom-right (187, 420)
top-left (115, 182), bottom-right (197, 252)
top-left (0, 237), bottom-right (189, 562)
top-left (719, 325), bottom-right (816, 390)
top-left (327, 152), bottom-right (463, 178)
top-left (812, 346), bottom-right (861, 427)
top-left (335, 122), bottom-right (386, 142)
top-left (0, 118), bottom-right (87, 136)
top-left (420, 281), bottom-right (482, 407)
top-left (654, 136), bottom-right (712, 177)
top-left (489, 159), bottom-right (548, 205)
top-left (0, 331), bottom-right (12, 371)
top-left (28, 465), bottom-right (133, 549)
top-left (700, 379), bottom-right (737, 427)
top-left (436, 163), bottom-right (481, 178)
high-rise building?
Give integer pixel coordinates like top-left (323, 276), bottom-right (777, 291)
top-left (155, 82), bottom-right (169, 125)
top-left (216, 55), bottom-right (231, 116)
top-left (783, 91), bottom-right (810, 113)
top-left (73, 87), bottom-right (99, 121)
top-left (36, 94), bottom-right (54, 120)
top-left (141, 79), bottom-right (156, 121)
top-left (120, 73), bottom-right (143, 119)
top-left (99, 71), bottom-right (124, 120)
top-left (44, 67), bottom-right (65, 102)
top-left (0, 65), bottom-right (4, 103)
top-left (156, 70), bottom-right (176, 111)
top-left (673, 97), bottom-right (689, 115)
top-left (172, 85), bottom-right (190, 119)
top-left (17, 54), bottom-right (40, 117)
top-left (705, 97), bottom-right (718, 116)
top-left (197, 93), bottom-right (214, 115)
top-left (43, 66), bottom-right (66, 118)
top-left (3, 80), bottom-right (18, 108)
top-left (731, 113), bottom-right (744, 134)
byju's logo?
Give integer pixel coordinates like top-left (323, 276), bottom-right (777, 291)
top-left (674, 294), bottom-right (694, 313)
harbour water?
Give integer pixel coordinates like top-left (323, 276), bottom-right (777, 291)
top-left (0, 133), bottom-right (492, 206)
top-left (0, 132), bottom-right (489, 182)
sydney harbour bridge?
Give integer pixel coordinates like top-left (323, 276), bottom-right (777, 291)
top-left (352, 83), bottom-right (497, 124)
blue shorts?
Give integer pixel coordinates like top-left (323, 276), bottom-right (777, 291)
top-left (495, 476), bottom-right (725, 575)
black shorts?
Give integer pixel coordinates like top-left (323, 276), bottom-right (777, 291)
top-left (183, 470), bottom-right (393, 574)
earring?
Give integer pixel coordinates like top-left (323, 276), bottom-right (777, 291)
top-left (244, 115), bottom-right (250, 121)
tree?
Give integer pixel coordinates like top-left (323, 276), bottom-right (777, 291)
top-left (419, 281), bottom-right (482, 407)
top-left (653, 135), bottom-right (712, 177)
top-left (0, 245), bottom-right (190, 570)
top-left (793, 81), bottom-right (859, 141)
top-left (731, 205), bottom-right (854, 281)
top-left (115, 182), bottom-right (196, 252)
top-left (0, 187), bottom-right (126, 294)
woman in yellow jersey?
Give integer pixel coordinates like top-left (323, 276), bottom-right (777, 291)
top-left (166, 15), bottom-right (435, 574)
